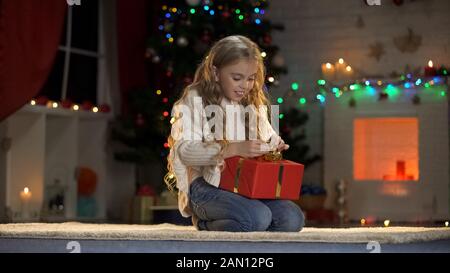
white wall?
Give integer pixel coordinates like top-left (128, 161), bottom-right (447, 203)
top-left (267, 0), bottom-right (450, 187)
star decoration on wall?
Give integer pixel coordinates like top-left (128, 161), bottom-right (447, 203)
top-left (393, 28), bottom-right (422, 53)
top-left (368, 41), bottom-right (386, 62)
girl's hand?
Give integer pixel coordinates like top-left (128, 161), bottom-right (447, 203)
top-left (269, 135), bottom-right (289, 152)
top-left (224, 140), bottom-right (268, 158)
top-left (276, 138), bottom-right (290, 152)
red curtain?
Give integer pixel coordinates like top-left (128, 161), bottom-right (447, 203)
top-left (0, 0), bottom-right (66, 121)
top-left (116, 0), bottom-right (149, 114)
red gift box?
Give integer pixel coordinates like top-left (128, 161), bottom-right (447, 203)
top-left (219, 156), bottom-right (304, 199)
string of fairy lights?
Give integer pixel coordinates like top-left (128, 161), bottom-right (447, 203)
top-left (161, 4), bottom-right (266, 26)
top-left (27, 97), bottom-right (111, 114)
top-left (273, 59), bottom-right (449, 118)
top-left (276, 74), bottom-right (448, 105)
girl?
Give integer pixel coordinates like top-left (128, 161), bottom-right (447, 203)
top-left (165, 35), bottom-right (305, 232)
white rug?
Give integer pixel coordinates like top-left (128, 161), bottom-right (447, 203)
top-left (1, 222), bottom-right (450, 244)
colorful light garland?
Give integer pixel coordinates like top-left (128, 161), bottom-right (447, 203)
top-left (276, 60), bottom-right (449, 109)
top-left (273, 74), bottom-right (448, 119)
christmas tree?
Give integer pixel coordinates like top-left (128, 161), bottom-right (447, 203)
top-left (145, 0), bottom-right (288, 96)
top-left (111, 87), bottom-right (171, 194)
top-left (112, 0), bottom-right (320, 193)
top-left (279, 108), bottom-right (321, 167)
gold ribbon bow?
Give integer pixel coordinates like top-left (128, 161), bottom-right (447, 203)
top-left (234, 151), bottom-right (285, 198)
top-left (261, 151), bottom-right (283, 161)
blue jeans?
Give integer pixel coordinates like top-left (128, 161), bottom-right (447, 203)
top-left (188, 177), bottom-right (305, 232)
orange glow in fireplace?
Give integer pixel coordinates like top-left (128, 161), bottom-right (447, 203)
top-left (353, 117), bottom-right (419, 181)
top-left (382, 160), bottom-right (415, 180)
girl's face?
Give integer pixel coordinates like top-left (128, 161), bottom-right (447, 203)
top-left (215, 59), bottom-right (258, 103)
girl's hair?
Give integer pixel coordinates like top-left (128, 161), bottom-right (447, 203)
top-left (164, 35), bottom-right (270, 192)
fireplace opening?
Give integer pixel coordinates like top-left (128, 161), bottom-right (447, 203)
top-left (353, 117), bottom-right (419, 181)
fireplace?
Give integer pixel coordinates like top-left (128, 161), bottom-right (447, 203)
top-left (353, 117), bottom-right (419, 182)
top-left (323, 80), bottom-right (449, 222)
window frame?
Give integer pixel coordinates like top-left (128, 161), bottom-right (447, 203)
top-left (58, 4), bottom-right (105, 102)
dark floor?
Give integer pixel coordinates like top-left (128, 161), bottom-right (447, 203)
top-left (1, 238), bottom-right (449, 253)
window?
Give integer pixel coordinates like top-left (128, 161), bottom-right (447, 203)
top-left (353, 117), bottom-right (419, 181)
top-left (39, 1), bottom-right (100, 104)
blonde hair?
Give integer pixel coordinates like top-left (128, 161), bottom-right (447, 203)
top-left (164, 35), bottom-right (270, 192)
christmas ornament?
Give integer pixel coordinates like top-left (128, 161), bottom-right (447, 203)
top-left (263, 34), bottom-right (272, 45)
top-left (61, 99), bottom-right (73, 109)
top-left (177, 36), bottom-right (189, 47)
top-left (36, 96), bottom-right (49, 106)
top-left (81, 101), bottom-right (94, 111)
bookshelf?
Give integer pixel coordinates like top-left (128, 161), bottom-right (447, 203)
top-left (0, 104), bottom-right (112, 222)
